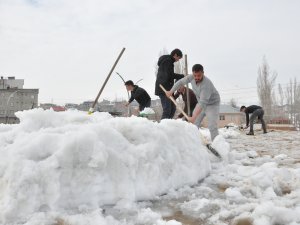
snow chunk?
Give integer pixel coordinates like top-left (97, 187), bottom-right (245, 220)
top-left (140, 107), bottom-right (155, 115)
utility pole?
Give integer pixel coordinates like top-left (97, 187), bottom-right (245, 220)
top-left (184, 55), bottom-right (191, 116)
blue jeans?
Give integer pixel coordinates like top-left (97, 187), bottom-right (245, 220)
top-left (159, 95), bottom-right (176, 120)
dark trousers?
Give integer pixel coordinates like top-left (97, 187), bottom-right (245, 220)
top-left (250, 109), bottom-right (267, 133)
top-left (139, 100), bottom-right (151, 111)
top-left (159, 94), bottom-right (176, 120)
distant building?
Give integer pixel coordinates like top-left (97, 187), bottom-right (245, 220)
top-left (65, 103), bottom-right (79, 110)
top-left (0, 76), bottom-right (24, 89)
top-left (78, 101), bottom-right (95, 111)
top-left (202, 104), bottom-right (243, 128)
top-left (40, 103), bottom-right (56, 110)
top-left (0, 77), bottom-right (39, 124)
top-left (40, 103), bottom-right (66, 112)
top-left (51, 106), bottom-right (66, 112)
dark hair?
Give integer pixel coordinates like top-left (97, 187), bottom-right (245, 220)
top-left (240, 106), bottom-right (246, 112)
top-left (170, 49), bottom-right (183, 58)
top-left (192, 64), bottom-right (204, 72)
top-left (125, 80), bottom-right (134, 86)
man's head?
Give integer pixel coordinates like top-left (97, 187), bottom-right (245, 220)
top-left (171, 49), bottom-right (183, 62)
top-left (192, 64), bottom-right (204, 83)
top-left (125, 80), bottom-right (134, 91)
top-left (240, 106), bottom-right (246, 112)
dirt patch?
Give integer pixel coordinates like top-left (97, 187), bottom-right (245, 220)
top-left (231, 217), bottom-right (253, 225)
top-left (163, 210), bottom-right (204, 225)
top-left (53, 218), bottom-right (71, 225)
top-left (218, 182), bottom-right (230, 192)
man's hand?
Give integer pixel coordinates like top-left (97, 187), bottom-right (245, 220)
top-left (125, 102), bottom-right (129, 107)
top-left (187, 105), bottom-right (201, 124)
top-left (165, 91), bottom-right (173, 98)
top-left (187, 116), bottom-right (196, 123)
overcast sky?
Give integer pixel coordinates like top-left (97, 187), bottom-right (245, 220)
top-left (1, 0), bottom-right (299, 105)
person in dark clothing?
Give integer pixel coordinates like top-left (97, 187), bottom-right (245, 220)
top-left (155, 49), bottom-right (184, 120)
top-left (125, 80), bottom-right (151, 112)
top-left (240, 105), bottom-right (267, 135)
top-left (174, 86), bottom-right (198, 118)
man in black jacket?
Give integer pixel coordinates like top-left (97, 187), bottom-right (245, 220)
top-left (155, 49), bottom-right (184, 119)
top-left (125, 80), bottom-right (151, 112)
top-left (240, 105), bottom-right (267, 135)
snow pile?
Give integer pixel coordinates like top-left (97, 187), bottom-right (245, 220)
top-left (0, 109), bottom-right (211, 224)
top-left (219, 126), bottom-right (241, 139)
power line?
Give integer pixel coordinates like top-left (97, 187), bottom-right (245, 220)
top-left (219, 81), bottom-right (300, 93)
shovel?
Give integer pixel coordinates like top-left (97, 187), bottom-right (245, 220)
top-left (159, 84), bottom-right (221, 158)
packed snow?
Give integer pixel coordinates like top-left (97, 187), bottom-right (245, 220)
top-left (0, 109), bottom-right (300, 225)
top-left (0, 109), bottom-right (211, 224)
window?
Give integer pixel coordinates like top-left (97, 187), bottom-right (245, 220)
top-left (219, 115), bottom-right (225, 120)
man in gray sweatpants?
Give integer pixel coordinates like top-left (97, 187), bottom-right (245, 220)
top-left (165, 64), bottom-right (220, 141)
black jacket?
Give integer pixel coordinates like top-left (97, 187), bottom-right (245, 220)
top-left (155, 55), bottom-right (184, 96)
top-left (245, 105), bottom-right (262, 126)
top-left (129, 85), bottom-right (151, 107)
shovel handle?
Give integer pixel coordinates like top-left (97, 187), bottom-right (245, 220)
top-left (159, 84), bottom-right (190, 120)
top-left (160, 84), bottom-right (210, 146)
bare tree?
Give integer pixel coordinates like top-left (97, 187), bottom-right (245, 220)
top-left (278, 84), bottom-right (285, 106)
top-left (257, 57), bottom-right (277, 122)
top-left (174, 58), bottom-right (184, 74)
top-left (285, 77), bottom-right (300, 129)
top-left (229, 98), bottom-right (238, 108)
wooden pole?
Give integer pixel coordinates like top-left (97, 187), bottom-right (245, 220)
top-left (184, 55), bottom-right (191, 116)
top-left (88, 48), bottom-right (126, 114)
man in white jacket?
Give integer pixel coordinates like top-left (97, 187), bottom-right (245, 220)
top-left (165, 64), bottom-right (220, 141)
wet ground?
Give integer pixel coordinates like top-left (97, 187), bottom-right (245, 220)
top-left (103, 130), bottom-right (300, 225)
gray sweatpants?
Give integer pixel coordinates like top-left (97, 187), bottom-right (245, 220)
top-left (194, 103), bottom-right (220, 141)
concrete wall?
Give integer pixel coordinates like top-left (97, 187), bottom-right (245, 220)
top-left (0, 78), bottom-right (24, 89)
top-left (0, 89), bottom-right (39, 124)
top-left (202, 113), bottom-right (244, 128)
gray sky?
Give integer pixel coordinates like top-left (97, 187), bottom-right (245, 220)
top-left (1, 0), bottom-right (300, 106)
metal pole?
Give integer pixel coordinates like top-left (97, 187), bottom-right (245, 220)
top-left (135, 78), bottom-right (143, 85)
top-left (184, 55), bottom-right (191, 116)
top-left (89, 48), bottom-right (126, 114)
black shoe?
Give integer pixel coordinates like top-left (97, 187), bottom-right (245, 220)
top-left (263, 131), bottom-right (267, 134)
top-left (246, 132), bottom-right (254, 135)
